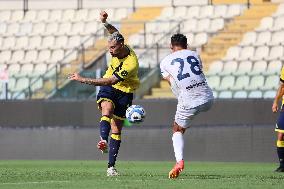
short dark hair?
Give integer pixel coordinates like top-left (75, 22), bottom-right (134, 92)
top-left (171, 33), bottom-right (187, 49)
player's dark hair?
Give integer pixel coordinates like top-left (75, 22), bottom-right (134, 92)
top-left (171, 33), bottom-right (187, 49)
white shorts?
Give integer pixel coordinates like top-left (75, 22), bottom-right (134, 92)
top-left (175, 100), bottom-right (213, 128)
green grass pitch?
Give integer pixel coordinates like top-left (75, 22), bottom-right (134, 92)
top-left (0, 161), bottom-right (283, 189)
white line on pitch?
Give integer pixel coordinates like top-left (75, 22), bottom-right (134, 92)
top-left (0, 180), bottom-right (70, 185)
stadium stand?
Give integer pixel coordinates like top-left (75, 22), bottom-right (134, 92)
top-left (0, 0), bottom-right (282, 100)
top-left (145, 0), bottom-right (283, 99)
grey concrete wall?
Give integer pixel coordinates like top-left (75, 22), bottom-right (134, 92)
top-left (0, 125), bottom-right (277, 162)
top-left (0, 99), bottom-right (279, 162)
top-left (0, 99), bottom-right (277, 127)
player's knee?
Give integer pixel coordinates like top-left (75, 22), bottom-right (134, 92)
top-left (173, 122), bottom-right (186, 134)
top-left (101, 101), bottom-right (114, 115)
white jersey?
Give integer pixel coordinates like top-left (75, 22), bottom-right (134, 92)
top-left (160, 49), bottom-right (214, 108)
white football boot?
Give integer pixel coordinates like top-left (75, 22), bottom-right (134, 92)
top-left (107, 166), bottom-right (119, 176)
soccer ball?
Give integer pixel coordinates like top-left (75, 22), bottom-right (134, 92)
top-left (126, 105), bottom-right (146, 123)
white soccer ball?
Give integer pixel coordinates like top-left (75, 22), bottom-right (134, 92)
top-left (126, 105), bottom-right (146, 123)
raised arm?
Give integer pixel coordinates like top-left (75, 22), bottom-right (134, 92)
top-left (100, 11), bottom-right (118, 34)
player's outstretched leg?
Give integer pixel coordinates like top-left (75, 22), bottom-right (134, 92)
top-left (107, 133), bottom-right (121, 176)
top-left (97, 115), bottom-right (111, 153)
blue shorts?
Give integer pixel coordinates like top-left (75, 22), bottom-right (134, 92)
top-left (97, 86), bottom-right (133, 120)
top-left (276, 105), bottom-right (284, 133)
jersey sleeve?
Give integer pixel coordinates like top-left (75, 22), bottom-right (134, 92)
top-left (113, 57), bottom-right (137, 81)
top-left (280, 67), bottom-right (284, 82)
top-left (160, 59), bottom-right (170, 78)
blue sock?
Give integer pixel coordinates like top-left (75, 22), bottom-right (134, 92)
top-left (100, 115), bottom-right (111, 142)
top-left (108, 133), bottom-right (121, 168)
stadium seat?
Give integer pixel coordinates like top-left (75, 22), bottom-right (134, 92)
top-left (57, 22), bottom-right (72, 35)
top-left (33, 63), bottom-right (47, 76)
top-left (37, 49), bottom-right (51, 63)
top-left (255, 31), bottom-right (271, 46)
top-left (54, 36), bottom-right (68, 49)
top-left (44, 23), bottom-right (59, 36)
top-left (36, 10), bottom-right (49, 22)
top-left (182, 19), bottom-right (197, 33)
top-left (50, 49), bottom-right (64, 64)
top-left (5, 23), bottom-right (20, 36)
top-left (30, 77), bottom-right (43, 91)
top-left (0, 50), bottom-right (12, 64)
top-left (196, 18), bottom-right (211, 32)
top-left (0, 10), bottom-right (11, 22)
top-left (158, 7), bottom-right (174, 19)
top-left (20, 63), bottom-right (34, 76)
top-left (267, 46), bottom-right (284, 61)
top-left (271, 16), bottom-right (284, 31)
top-left (231, 75), bottom-right (250, 90)
top-left (273, 3), bottom-right (284, 17)
top-left (223, 46), bottom-right (241, 60)
top-left (1, 37), bottom-right (16, 50)
top-left (209, 18), bottom-right (224, 33)
top-left (15, 36), bottom-right (29, 50)
top-left (8, 64), bottom-right (20, 76)
top-left (218, 90), bottom-right (233, 98)
top-left (248, 90), bottom-right (262, 98)
top-left (67, 36), bottom-right (81, 49)
top-left (268, 31), bottom-right (284, 46)
top-left (225, 4), bottom-right (243, 18)
top-left (48, 10), bottom-right (62, 22)
top-left (10, 50), bottom-right (25, 64)
top-left (212, 5), bottom-right (227, 18)
top-left (239, 31), bottom-right (257, 47)
top-left (86, 9), bottom-right (100, 22)
top-left (249, 61), bottom-right (267, 76)
top-left (234, 61), bottom-right (252, 76)
top-left (206, 60), bottom-right (223, 76)
top-left (261, 75), bottom-right (279, 90)
top-left (31, 23), bottom-right (45, 36)
top-left (70, 22), bottom-right (85, 35)
top-left (186, 6), bottom-right (200, 18)
top-left (72, 9), bottom-right (88, 22)
top-left (174, 6), bottom-right (187, 18)
top-left (218, 75), bottom-right (235, 90)
top-left (193, 33), bottom-right (208, 47)
top-left (28, 36), bottom-right (42, 50)
top-left (207, 76), bottom-right (220, 90)
top-left (10, 10), bottom-right (24, 22)
top-left (8, 77), bottom-right (16, 90)
top-left (13, 77), bottom-right (29, 92)
top-left (62, 9), bottom-right (75, 22)
top-left (199, 5), bottom-right (214, 19)
top-left (83, 21), bottom-right (99, 35)
top-left (251, 46), bottom-right (269, 61)
top-left (0, 23), bottom-right (7, 35)
top-left (22, 10), bottom-right (37, 22)
top-left (220, 61), bottom-right (238, 76)
top-left (246, 75), bottom-right (265, 90)
top-left (265, 60), bottom-right (282, 75)
top-left (40, 36), bottom-right (55, 50)
top-left (22, 50), bottom-right (37, 64)
top-left (263, 90), bottom-right (277, 98)
top-left (239, 46), bottom-right (254, 61)
top-left (233, 90), bottom-right (248, 98)
top-left (255, 16), bottom-right (273, 32)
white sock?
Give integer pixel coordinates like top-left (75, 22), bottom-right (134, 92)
top-left (172, 132), bottom-right (184, 162)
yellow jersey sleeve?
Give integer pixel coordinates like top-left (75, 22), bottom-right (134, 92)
top-left (280, 67), bottom-right (284, 82)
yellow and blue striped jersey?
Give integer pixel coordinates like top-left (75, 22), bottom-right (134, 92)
top-left (103, 45), bottom-right (140, 93)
